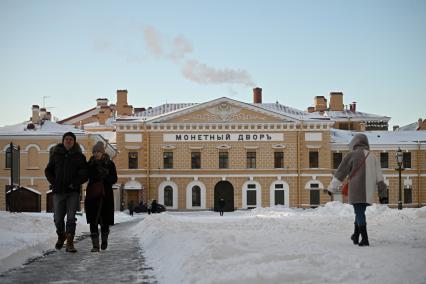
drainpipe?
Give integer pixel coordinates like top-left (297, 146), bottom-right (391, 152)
top-left (146, 125), bottom-right (151, 203)
top-left (297, 123), bottom-right (302, 207)
top-left (417, 141), bottom-right (421, 208)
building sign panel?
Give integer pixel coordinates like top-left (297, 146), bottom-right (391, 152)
top-left (163, 133), bottom-right (284, 142)
top-left (125, 133), bottom-right (143, 142)
top-left (305, 132), bottom-right (322, 141)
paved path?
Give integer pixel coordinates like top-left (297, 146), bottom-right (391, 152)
top-left (0, 219), bottom-right (156, 284)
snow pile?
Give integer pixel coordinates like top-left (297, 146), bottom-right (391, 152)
top-left (133, 203), bottom-right (426, 284)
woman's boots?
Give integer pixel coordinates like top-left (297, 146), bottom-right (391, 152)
top-left (358, 224), bottom-right (369, 246)
top-left (91, 234), bottom-right (100, 252)
top-left (101, 232), bottom-right (108, 250)
top-left (350, 223), bottom-right (360, 245)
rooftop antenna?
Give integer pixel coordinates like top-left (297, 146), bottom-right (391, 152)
top-left (42, 96), bottom-right (50, 108)
top-left (42, 96), bottom-right (55, 110)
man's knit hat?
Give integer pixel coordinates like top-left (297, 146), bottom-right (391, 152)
top-left (62, 131), bottom-right (76, 143)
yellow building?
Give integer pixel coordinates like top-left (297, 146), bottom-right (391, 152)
top-left (0, 105), bottom-right (116, 211)
top-left (111, 89), bottom-right (425, 210)
top-left (1, 89), bottom-right (425, 211)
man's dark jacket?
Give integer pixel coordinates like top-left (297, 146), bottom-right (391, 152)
top-left (45, 143), bottom-right (88, 193)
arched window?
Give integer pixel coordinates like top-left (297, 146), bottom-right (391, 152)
top-left (185, 181), bottom-right (206, 209)
top-left (27, 147), bottom-right (39, 168)
top-left (192, 185), bottom-right (201, 207)
top-left (5, 146), bottom-right (11, 168)
top-left (164, 186), bottom-right (173, 207)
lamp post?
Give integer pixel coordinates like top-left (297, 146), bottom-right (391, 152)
top-left (395, 147), bottom-right (404, 210)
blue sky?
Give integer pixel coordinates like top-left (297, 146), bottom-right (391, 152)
top-left (0, 0), bottom-right (425, 127)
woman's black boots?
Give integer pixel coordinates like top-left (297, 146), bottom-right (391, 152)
top-left (350, 223), bottom-right (360, 245)
top-left (91, 234), bottom-right (100, 252)
top-left (358, 224), bottom-right (369, 246)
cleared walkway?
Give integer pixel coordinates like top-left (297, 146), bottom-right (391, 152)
top-left (0, 219), bottom-right (155, 284)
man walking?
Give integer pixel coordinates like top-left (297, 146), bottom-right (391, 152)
top-left (45, 132), bottom-right (87, 253)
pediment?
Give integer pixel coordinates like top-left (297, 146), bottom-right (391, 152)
top-left (147, 98), bottom-right (298, 124)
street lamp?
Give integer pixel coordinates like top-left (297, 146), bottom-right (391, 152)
top-left (395, 147), bottom-right (404, 210)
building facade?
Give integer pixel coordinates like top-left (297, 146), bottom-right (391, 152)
top-left (1, 89), bottom-right (425, 211)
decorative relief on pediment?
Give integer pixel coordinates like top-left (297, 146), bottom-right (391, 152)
top-left (178, 103), bottom-right (268, 122)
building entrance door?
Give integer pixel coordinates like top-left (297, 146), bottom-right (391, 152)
top-left (214, 181), bottom-right (234, 212)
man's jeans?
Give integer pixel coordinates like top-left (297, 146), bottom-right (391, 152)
top-left (53, 192), bottom-right (80, 235)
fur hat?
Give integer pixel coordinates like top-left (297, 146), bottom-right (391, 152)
top-left (62, 131), bottom-right (76, 143)
top-left (92, 141), bottom-right (105, 154)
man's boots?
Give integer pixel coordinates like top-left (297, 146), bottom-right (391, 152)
top-left (91, 234), bottom-right (100, 252)
top-left (101, 232), bottom-right (108, 250)
top-left (350, 223), bottom-right (360, 245)
top-left (358, 224), bottom-right (369, 247)
top-left (55, 232), bottom-right (66, 250)
top-left (65, 233), bottom-right (77, 253)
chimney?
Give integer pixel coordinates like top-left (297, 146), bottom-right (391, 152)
top-left (418, 118), bottom-right (426, 130)
top-left (307, 106), bottom-right (315, 113)
top-left (314, 96), bottom-right (327, 112)
top-left (96, 98), bottom-right (109, 107)
top-left (116, 90), bottom-right (128, 106)
top-left (349, 102), bottom-right (357, 112)
top-left (253, 87), bottom-right (262, 104)
top-left (393, 125), bottom-right (400, 131)
top-left (39, 108), bottom-right (47, 120)
top-left (32, 105), bottom-right (40, 124)
top-left (329, 92), bottom-right (344, 111)
top-left (116, 89), bottom-right (133, 116)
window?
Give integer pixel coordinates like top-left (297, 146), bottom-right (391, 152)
top-left (309, 151), bottom-right (319, 168)
top-left (274, 152), bottom-right (284, 168)
top-left (27, 147), bottom-right (38, 168)
top-left (247, 190), bottom-right (256, 206)
top-left (128, 152), bottom-right (138, 169)
top-left (164, 186), bottom-right (173, 206)
top-left (275, 190), bottom-right (285, 205)
top-left (403, 152), bottom-right (411, 168)
top-left (332, 152), bottom-right (343, 169)
top-left (310, 183), bottom-right (320, 206)
top-left (380, 152), bottom-right (389, 168)
top-left (404, 186), bottom-right (412, 204)
top-left (192, 186), bottom-right (201, 207)
top-left (219, 151), bottom-right (229, 169)
top-left (163, 152), bottom-right (173, 169)
top-left (191, 152), bottom-right (201, 169)
top-left (246, 152), bottom-right (256, 169)
top-left (5, 146), bottom-right (11, 168)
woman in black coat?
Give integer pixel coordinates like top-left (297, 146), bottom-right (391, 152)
top-left (85, 142), bottom-right (117, 252)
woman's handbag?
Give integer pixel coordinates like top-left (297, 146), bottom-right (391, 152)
top-left (342, 152), bottom-right (370, 196)
top-left (86, 181), bottom-right (105, 200)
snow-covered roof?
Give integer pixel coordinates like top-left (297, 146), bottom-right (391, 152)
top-left (89, 131), bottom-right (116, 144)
top-left (83, 117), bottom-right (115, 128)
top-left (397, 122), bottom-right (419, 131)
top-left (256, 103), bottom-right (329, 121)
top-left (135, 103), bottom-right (197, 119)
top-left (0, 120), bottom-right (86, 136)
top-left (324, 110), bottom-right (390, 122)
top-left (331, 129), bottom-right (426, 147)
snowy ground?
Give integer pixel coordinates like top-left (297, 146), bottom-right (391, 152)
top-left (1, 203), bottom-right (426, 284)
top-left (132, 202), bottom-right (426, 284)
top-left (0, 210), bottom-right (138, 274)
